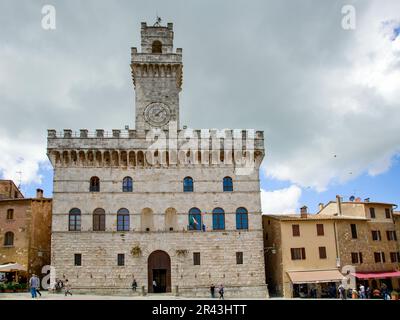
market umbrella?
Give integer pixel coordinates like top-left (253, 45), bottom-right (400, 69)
top-left (0, 263), bottom-right (26, 272)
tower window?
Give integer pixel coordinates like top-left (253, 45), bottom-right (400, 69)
top-left (183, 177), bottom-right (193, 192)
top-left (69, 208), bottom-right (81, 231)
top-left (74, 253), bottom-right (82, 266)
top-left (93, 208), bottom-right (106, 231)
top-left (152, 40), bottom-right (162, 53)
top-left (117, 208), bottom-right (130, 231)
top-left (236, 207), bottom-right (248, 230)
top-left (193, 252), bottom-right (200, 265)
top-left (212, 208), bottom-right (225, 230)
top-left (89, 176), bottom-right (100, 192)
top-left (223, 177), bottom-right (233, 192)
top-left (188, 208), bottom-right (202, 231)
top-left (236, 252), bottom-right (243, 264)
top-left (117, 254), bottom-right (125, 266)
top-left (122, 176), bottom-right (133, 192)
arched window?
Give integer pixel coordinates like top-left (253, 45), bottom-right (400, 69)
top-left (6, 209), bottom-right (14, 220)
top-left (4, 232), bottom-right (14, 246)
top-left (152, 40), bottom-right (162, 53)
top-left (122, 177), bottom-right (133, 192)
top-left (188, 207), bottom-right (202, 231)
top-left (183, 177), bottom-right (193, 192)
top-left (89, 176), bottom-right (100, 192)
top-left (117, 208), bottom-right (130, 231)
top-left (236, 207), bottom-right (248, 230)
top-left (69, 208), bottom-right (81, 231)
top-left (93, 208), bottom-right (105, 231)
top-left (212, 208), bottom-right (225, 230)
top-left (223, 177), bottom-right (233, 192)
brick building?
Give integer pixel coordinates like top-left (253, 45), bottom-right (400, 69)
top-left (0, 180), bottom-right (52, 281)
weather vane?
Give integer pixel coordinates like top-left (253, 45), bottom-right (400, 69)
top-left (154, 15), bottom-right (162, 27)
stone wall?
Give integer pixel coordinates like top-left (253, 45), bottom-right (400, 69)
top-left (262, 217), bottom-right (283, 296)
top-left (0, 199), bottom-right (30, 267)
top-left (336, 220), bottom-right (399, 272)
top-left (51, 230), bottom-right (267, 298)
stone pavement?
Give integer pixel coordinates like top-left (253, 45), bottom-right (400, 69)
top-left (0, 292), bottom-right (271, 300)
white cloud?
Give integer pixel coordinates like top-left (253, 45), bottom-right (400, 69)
top-left (0, 130), bottom-right (48, 184)
top-left (261, 185), bottom-right (302, 215)
top-left (264, 2), bottom-right (400, 191)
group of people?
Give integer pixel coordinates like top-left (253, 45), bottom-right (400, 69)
top-left (210, 284), bottom-right (225, 299)
top-left (338, 283), bottom-right (391, 300)
top-left (28, 274), bottom-right (72, 298)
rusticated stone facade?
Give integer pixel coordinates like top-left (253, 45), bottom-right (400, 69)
top-left (47, 21), bottom-right (267, 297)
top-left (319, 200), bottom-right (400, 289)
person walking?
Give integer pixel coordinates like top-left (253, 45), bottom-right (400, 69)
top-left (366, 286), bottom-right (371, 299)
top-left (338, 284), bottom-right (346, 300)
top-left (152, 280), bottom-right (157, 293)
top-left (64, 279), bottom-right (72, 296)
top-left (210, 284), bottom-right (215, 298)
top-left (132, 278), bottom-right (137, 292)
top-left (29, 274), bottom-right (39, 299)
top-left (359, 284), bottom-right (366, 299)
top-left (219, 284), bottom-right (224, 300)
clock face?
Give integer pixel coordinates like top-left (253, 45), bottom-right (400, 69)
top-left (144, 102), bottom-right (171, 127)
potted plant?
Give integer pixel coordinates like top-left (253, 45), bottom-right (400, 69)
top-left (391, 290), bottom-right (399, 300)
top-left (4, 282), bottom-right (14, 293)
top-left (0, 283), bottom-right (5, 293)
top-left (20, 283), bottom-right (27, 292)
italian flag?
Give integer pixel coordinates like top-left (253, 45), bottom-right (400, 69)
top-left (190, 216), bottom-right (198, 225)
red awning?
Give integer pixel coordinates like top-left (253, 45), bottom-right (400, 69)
top-left (352, 271), bottom-right (400, 279)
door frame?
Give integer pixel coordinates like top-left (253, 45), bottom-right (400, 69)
top-left (147, 250), bottom-right (171, 293)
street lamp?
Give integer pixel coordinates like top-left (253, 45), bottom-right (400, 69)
top-left (264, 243), bottom-right (277, 255)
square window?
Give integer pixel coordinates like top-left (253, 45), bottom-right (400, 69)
top-left (117, 254), bottom-right (125, 266)
top-left (236, 252), bottom-right (243, 264)
top-left (193, 252), bottom-right (200, 265)
top-left (292, 224), bottom-right (300, 237)
top-left (74, 254), bottom-right (82, 266)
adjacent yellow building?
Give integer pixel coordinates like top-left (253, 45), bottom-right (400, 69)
top-left (263, 207), bottom-right (347, 298)
top-left (263, 198), bottom-right (400, 298)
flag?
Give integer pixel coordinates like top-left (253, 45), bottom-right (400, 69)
top-left (190, 215), bottom-right (198, 225)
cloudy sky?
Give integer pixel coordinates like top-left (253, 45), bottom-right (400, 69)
top-left (0, 0), bottom-right (399, 214)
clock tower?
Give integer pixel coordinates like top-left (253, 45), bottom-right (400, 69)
top-left (131, 20), bottom-right (182, 130)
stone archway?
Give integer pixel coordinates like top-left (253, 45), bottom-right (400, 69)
top-left (148, 250), bottom-right (171, 293)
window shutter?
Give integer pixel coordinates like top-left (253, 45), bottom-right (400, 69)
top-left (359, 252), bottom-right (363, 264)
top-left (301, 248), bottom-right (306, 259)
top-left (291, 248), bottom-right (295, 260)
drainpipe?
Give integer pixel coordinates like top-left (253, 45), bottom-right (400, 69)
top-left (336, 195), bottom-right (342, 216)
top-left (333, 221), bottom-right (340, 269)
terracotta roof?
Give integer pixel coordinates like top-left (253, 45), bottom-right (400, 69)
top-left (326, 200), bottom-right (397, 206)
top-left (263, 214), bottom-right (367, 221)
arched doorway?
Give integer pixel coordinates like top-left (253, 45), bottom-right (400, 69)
top-left (148, 250), bottom-right (171, 293)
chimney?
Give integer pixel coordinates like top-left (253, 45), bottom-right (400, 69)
top-left (336, 195), bottom-right (342, 216)
top-left (318, 203), bottom-right (324, 211)
top-left (300, 206), bottom-right (308, 218)
top-left (36, 189), bottom-right (44, 199)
